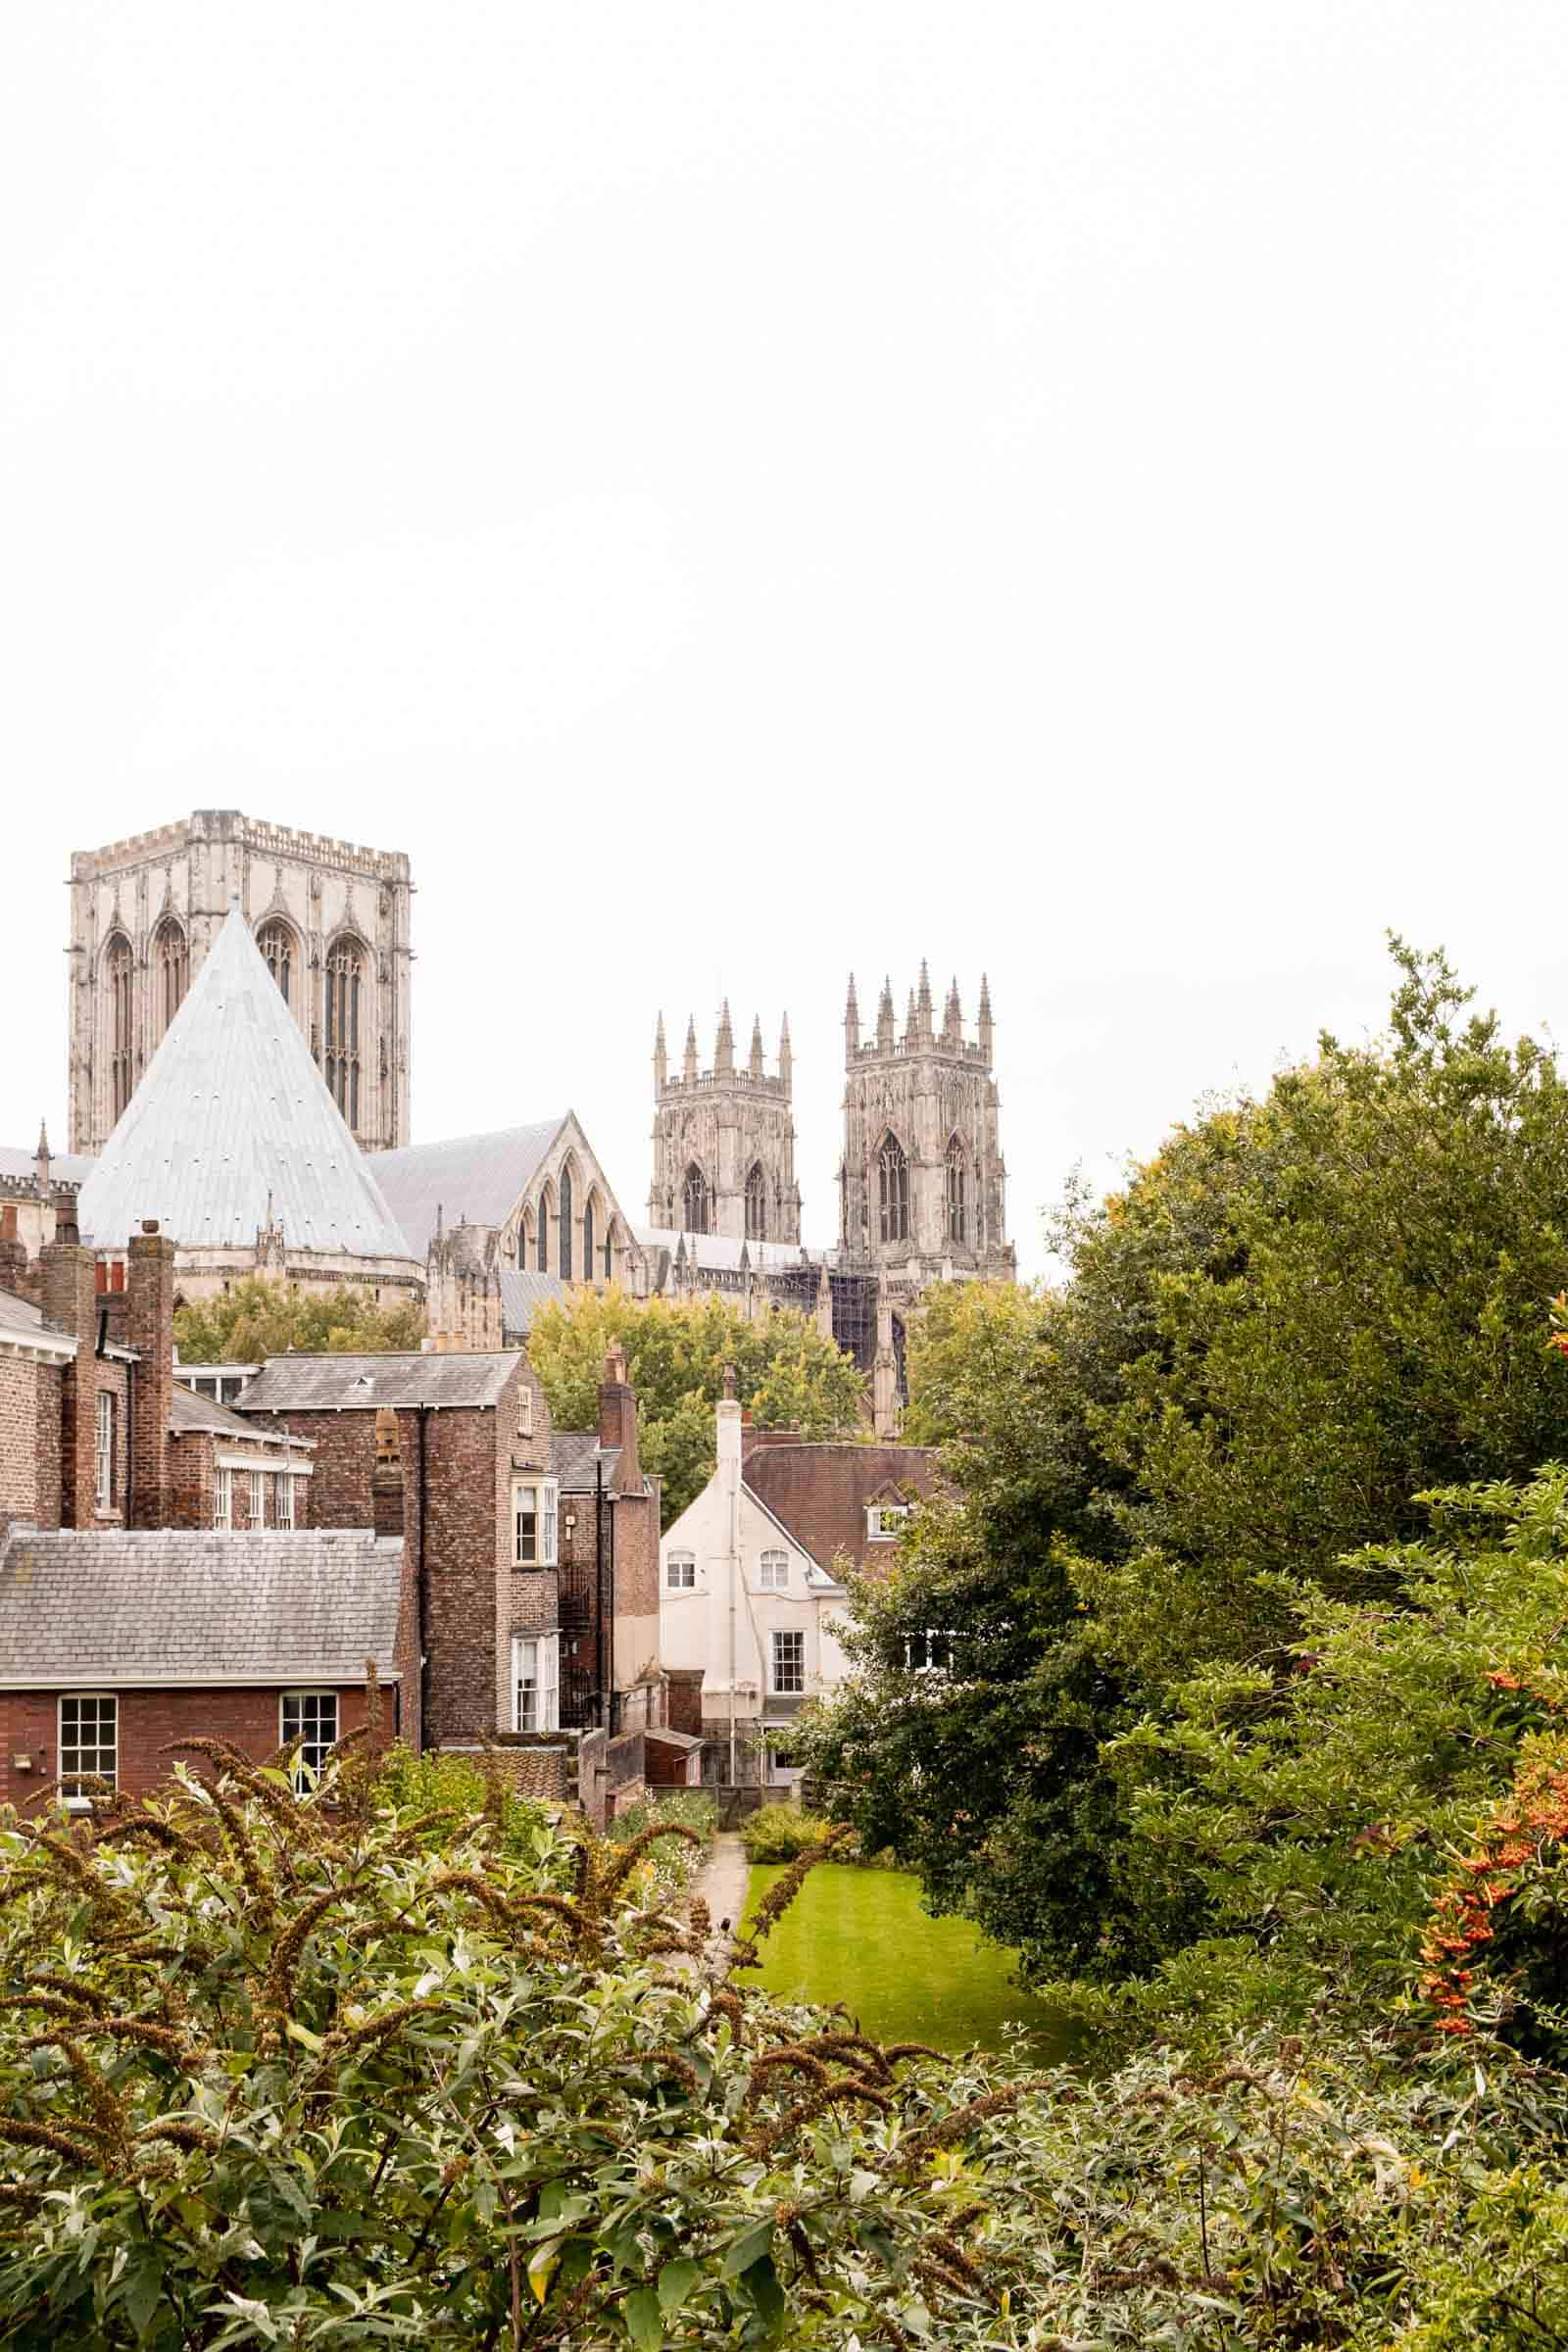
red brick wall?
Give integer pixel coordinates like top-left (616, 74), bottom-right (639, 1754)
top-left (169, 1436), bottom-right (307, 1532)
top-left (0, 1682), bottom-right (397, 1809)
top-left (268, 1412), bottom-right (374, 1530)
top-left (125, 1232), bottom-right (175, 1528)
top-left (243, 1356), bottom-right (555, 1751)
top-left (0, 1356), bottom-right (63, 1537)
top-left (41, 1243), bottom-right (97, 1528)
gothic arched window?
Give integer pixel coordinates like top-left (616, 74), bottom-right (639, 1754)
top-left (536, 1187), bottom-right (553, 1273)
top-left (582, 1194), bottom-right (596, 1284)
top-left (745, 1161), bottom-right (766, 1241)
top-left (945, 1135), bottom-right (967, 1246)
top-left (878, 1133), bottom-right (909, 1245)
top-left (155, 918), bottom-right (188, 1038)
top-left (682, 1163), bottom-right (710, 1234)
top-left (558, 1164), bottom-right (574, 1283)
top-left (258, 919), bottom-right (294, 1006)
top-left (324, 936), bottom-right (364, 1132)
top-left (105, 933), bottom-right (133, 1124)
top-left (603, 1218), bottom-right (615, 1282)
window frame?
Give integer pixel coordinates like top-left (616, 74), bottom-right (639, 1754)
top-left (878, 1132), bottom-right (909, 1244)
top-left (280, 1690), bottom-right (340, 1780)
top-left (60, 1692), bottom-right (118, 1806)
top-left (665, 1550), bottom-right (697, 1592)
top-left (770, 1628), bottom-right (806, 1695)
top-left (945, 1134), bottom-right (967, 1246)
top-left (866, 1502), bottom-right (910, 1542)
top-left (513, 1633), bottom-right (561, 1733)
top-left (512, 1476), bottom-right (560, 1567)
top-left (94, 1389), bottom-right (114, 1513)
top-left (758, 1548), bottom-right (789, 1591)
top-left (250, 1469), bottom-right (267, 1530)
top-left (273, 1469), bottom-right (295, 1530)
top-left (745, 1160), bottom-right (766, 1241)
top-left (213, 1464), bottom-right (233, 1532)
top-left (258, 918), bottom-right (295, 1007)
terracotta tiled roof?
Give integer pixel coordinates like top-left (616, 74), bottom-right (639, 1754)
top-left (741, 1443), bottom-right (946, 1578)
top-left (486, 1743), bottom-right (569, 1803)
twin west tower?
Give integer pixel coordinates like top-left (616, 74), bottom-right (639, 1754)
top-left (650, 963), bottom-right (1013, 1288)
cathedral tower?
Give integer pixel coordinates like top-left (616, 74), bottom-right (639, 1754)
top-left (67, 809), bottom-right (413, 1155)
top-left (838, 964), bottom-right (1013, 1284)
top-left (649, 1005), bottom-right (801, 1243)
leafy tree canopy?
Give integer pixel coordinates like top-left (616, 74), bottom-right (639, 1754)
top-left (798, 944), bottom-right (1568, 1984)
top-left (527, 1285), bottom-right (864, 1527)
top-left (173, 1276), bottom-right (425, 1364)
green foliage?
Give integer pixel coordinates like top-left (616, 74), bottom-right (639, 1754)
top-left (738, 1802), bottom-right (838, 1863)
top-left (798, 944), bottom-right (1568, 1988)
top-left (1090, 1469), bottom-right (1568, 2048)
top-left (369, 1743), bottom-right (554, 1862)
top-left (603, 1788), bottom-right (716, 1847)
top-left (527, 1286), bottom-right (864, 1528)
top-left (0, 1745), bottom-right (1054, 2348)
top-left (173, 1276), bottom-right (425, 1365)
top-left (9, 1741), bottom-right (1568, 2339)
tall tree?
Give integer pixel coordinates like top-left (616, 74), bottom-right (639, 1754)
top-left (173, 1276), bottom-right (425, 1363)
top-left (798, 945), bottom-right (1568, 1984)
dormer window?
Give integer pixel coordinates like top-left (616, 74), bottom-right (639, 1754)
top-left (866, 1503), bottom-right (909, 1541)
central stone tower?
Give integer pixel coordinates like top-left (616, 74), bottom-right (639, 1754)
top-left (648, 1005), bottom-right (802, 1244)
top-left (67, 809), bottom-right (413, 1155)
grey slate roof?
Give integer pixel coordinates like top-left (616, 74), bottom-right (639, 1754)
top-left (500, 1268), bottom-right (567, 1339)
top-left (372, 1119), bottom-right (565, 1257)
top-left (0, 1530), bottom-right (403, 1686)
top-left (170, 1384), bottom-right (278, 1442)
top-left (0, 1289), bottom-right (74, 1350)
top-left (552, 1430), bottom-right (622, 1490)
top-left (239, 1350), bottom-right (519, 1411)
top-left (74, 906), bottom-right (416, 1263)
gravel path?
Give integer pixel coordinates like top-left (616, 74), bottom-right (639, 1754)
top-left (682, 1831), bottom-right (750, 1969)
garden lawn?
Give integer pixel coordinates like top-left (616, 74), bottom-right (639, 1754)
top-left (739, 1863), bottom-right (1077, 2057)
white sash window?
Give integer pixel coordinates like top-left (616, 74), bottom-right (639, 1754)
top-left (513, 1633), bottom-right (561, 1732)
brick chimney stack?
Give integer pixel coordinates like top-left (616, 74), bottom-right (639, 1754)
top-left (40, 1207), bottom-right (98, 1528)
top-left (126, 1220), bottom-right (175, 1529)
top-left (597, 1347), bottom-right (640, 1492)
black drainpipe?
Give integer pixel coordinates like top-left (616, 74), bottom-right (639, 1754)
top-left (594, 1458), bottom-right (606, 1729)
top-left (123, 1354), bottom-right (135, 1531)
top-left (416, 1406), bottom-right (431, 1752)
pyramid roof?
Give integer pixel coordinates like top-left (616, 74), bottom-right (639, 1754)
top-left (76, 906), bottom-right (416, 1262)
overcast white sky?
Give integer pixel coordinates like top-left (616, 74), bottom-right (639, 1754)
top-left (4, 6), bottom-right (1567, 1278)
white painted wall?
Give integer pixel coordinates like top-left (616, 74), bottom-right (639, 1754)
top-left (660, 1403), bottom-right (849, 1731)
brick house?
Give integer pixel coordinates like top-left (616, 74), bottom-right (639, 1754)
top-left (0, 1531), bottom-right (411, 1811)
top-left (0, 1214), bottom-right (410, 1807)
top-left (234, 1348), bottom-right (561, 1754)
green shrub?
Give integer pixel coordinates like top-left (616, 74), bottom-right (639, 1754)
top-left (606, 1788), bottom-right (716, 1846)
top-left (0, 1746), bottom-right (1039, 2347)
top-left (740, 1801), bottom-right (842, 1862)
